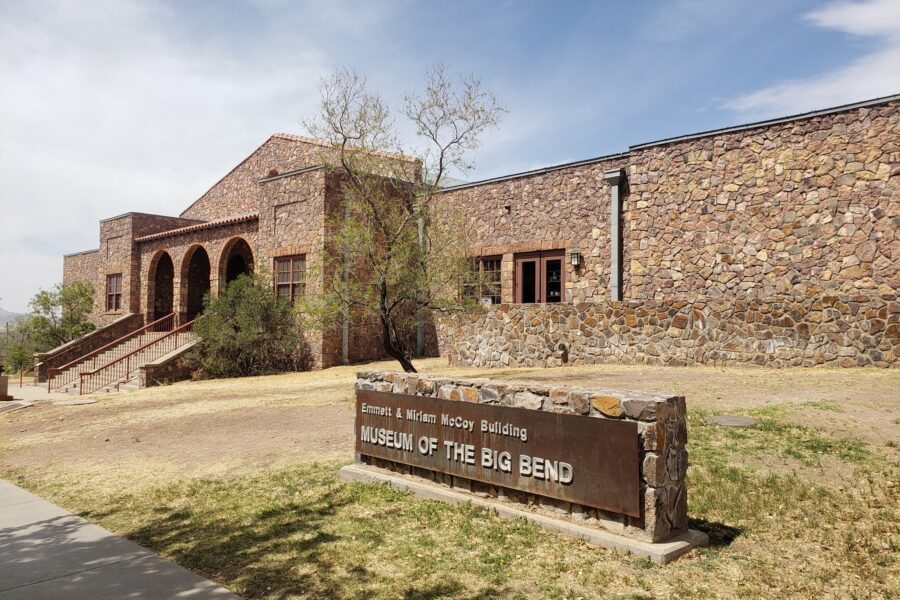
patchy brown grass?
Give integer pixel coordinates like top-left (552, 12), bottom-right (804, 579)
top-left (2, 359), bottom-right (898, 598)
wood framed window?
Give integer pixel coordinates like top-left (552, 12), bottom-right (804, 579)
top-left (463, 256), bottom-right (502, 305)
top-left (105, 273), bottom-right (122, 311)
top-left (514, 250), bottom-right (565, 304)
top-left (274, 255), bottom-right (306, 303)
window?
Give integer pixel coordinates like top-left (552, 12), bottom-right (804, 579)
top-left (274, 255), bottom-right (306, 303)
top-left (105, 273), bottom-right (122, 311)
top-left (463, 256), bottom-right (502, 305)
top-left (514, 250), bottom-right (565, 303)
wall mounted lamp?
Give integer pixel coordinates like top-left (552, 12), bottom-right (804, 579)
top-left (570, 249), bottom-right (582, 268)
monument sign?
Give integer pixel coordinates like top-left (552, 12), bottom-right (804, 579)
top-left (356, 389), bottom-right (641, 516)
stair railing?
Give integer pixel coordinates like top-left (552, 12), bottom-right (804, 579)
top-left (79, 319), bottom-right (195, 396)
top-left (47, 313), bottom-right (175, 392)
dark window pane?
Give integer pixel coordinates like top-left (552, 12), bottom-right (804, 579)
top-left (545, 259), bottom-right (562, 303)
top-left (521, 261), bottom-right (536, 303)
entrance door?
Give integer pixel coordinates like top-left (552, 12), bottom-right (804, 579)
top-left (515, 250), bottom-right (565, 303)
top-left (515, 254), bottom-right (540, 303)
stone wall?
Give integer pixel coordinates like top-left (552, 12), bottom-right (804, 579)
top-left (438, 155), bottom-right (627, 303)
top-left (357, 371), bottom-right (689, 543)
top-left (180, 135), bottom-right (332, 221)
top-left (139, 341), bottom-right (196, 388)
top-left (438, 294), bottom-right (899, 369)
top-left (63, 249), bottom-right (99, 297)
top-left (181, 134), bottom-right (418, 222)
top-left (625, 100), bottom-right (899, 300)
top-left (437, 99), bottom-right (897, 307)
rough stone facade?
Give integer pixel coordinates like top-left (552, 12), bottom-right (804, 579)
top-left (180, 135), bottom-right (339, 221)
top-left (625, 101), bottom-right (898, 300)
top-left (435, 96), bottom-right (899, 369)
top-left (438, 293), bottom-right (899, 369)
top-left (60, 96), bottom-right (899, 370)
top-left (436, 156), bottom-right (627, 303)
top-left (357, 371), bottom-right (689, 543)
top-left (139, 342), bottom-right (197, 388)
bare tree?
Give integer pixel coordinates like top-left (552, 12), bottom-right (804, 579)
top-left (303, 65), bottom-right (504, 372)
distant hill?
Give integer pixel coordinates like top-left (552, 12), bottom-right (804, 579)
top-left (0, 307), bottom-right (24, 325)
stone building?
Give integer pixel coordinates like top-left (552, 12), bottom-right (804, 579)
top-left (60, 94), bottom-right (899, 375)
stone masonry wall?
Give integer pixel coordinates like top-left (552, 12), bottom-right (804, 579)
top-left (438, 294), bottom-right (899, 369)
top-left (438, 156), bottom-right (627, 303)
top-left (624, 100), bottom-right (899, 300)
top-left (180, 135), bottom-right (338, 221)
top-left (357, 371), bottom-right (689, 543)
top-left (63, 249), bottom-right (99, 296)
top-left (435, 100), bottom-right (897, 308)
top-left (258, 167), bottom-right (330, 368)
top-left (180, 134), bottom-right (417, 222)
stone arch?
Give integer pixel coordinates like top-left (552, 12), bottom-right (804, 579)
top-left (147, 250), bottom-right (175, 323)
top-left (181, 245), bottom-right (211, 323)
top-left (219, 237), bottom-right (255, 288)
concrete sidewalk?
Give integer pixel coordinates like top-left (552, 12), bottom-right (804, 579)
top-left (0, 481), bottom-right (240, 599)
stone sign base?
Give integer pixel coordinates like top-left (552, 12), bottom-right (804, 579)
top-left (340, 463), bottom-right (708, 564)
top-left (0, 376), bottom-right (14, 401)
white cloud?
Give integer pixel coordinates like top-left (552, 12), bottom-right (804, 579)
top-left (0, 0), bottom-right (395, 312)
top-left (724, 0), bottom-right (900, 119)
top-left (805, 0), bottom-right (900, 37)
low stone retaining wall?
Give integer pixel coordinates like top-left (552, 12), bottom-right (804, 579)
top-left (357, 371), bottom-right (689, 543)
top-left (34, 313), bottom-right (145, 382)
top-left (138, 341), bottom-right (197, 388)
top-left (438, 294), bottom-right (898, 369)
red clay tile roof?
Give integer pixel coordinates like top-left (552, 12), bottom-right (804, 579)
top-left (135, 213), bottom-right (259, 242)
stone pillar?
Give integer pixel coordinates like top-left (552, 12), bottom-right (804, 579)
top-left (603, 168), bottom-right (625, 302)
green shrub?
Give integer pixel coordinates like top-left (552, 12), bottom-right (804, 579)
top-left (192, 273), bottom-right (309, 378)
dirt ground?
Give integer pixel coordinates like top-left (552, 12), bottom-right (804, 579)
top-left (2, 358), bottom-right (898, 484)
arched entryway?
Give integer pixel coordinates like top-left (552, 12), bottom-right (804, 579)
top-left (149, 251), bottom-right (174, 322)
top-left (183, 246), bottom-right (211, 322)
top-left (220, 237), bottom-right (254, 287)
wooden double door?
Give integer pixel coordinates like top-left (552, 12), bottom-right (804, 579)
top-left (514, 250), bottom-right (565, 304)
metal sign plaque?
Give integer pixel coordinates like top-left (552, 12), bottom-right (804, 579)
top-left (355, 389), bottom-right (641, 517)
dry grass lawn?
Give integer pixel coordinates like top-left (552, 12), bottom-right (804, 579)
top-left (1, 358), bottom-right (898, 598)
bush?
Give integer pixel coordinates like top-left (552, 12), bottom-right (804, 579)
top-left (192, 273), bottom-right (309, 378)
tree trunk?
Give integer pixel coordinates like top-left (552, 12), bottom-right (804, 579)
top-left (380, 315), bottom-right (416, 372)
top-left (380, 281), bottom-right (417, 373)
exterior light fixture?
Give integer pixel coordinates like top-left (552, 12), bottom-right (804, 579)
top-left (570, 249), bottom-right (582, 268)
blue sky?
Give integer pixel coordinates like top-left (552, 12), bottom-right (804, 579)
top-left (1, 0), bottom-right (898, 312)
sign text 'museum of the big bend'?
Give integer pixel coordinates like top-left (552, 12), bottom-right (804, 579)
top-left (355, 390), bottom-right (641, 516)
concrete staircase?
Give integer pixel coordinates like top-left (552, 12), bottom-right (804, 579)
top-left (52, 331), bottom-right (169, 393)
top-left (65, 331), bottom-right (196, 394)
top-left (48, 314), bottom-right (196, 395)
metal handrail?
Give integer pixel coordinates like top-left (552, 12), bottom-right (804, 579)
top-left (48, 313), bottom-right (174, 392)
top-left (79, 319), bottom-right (195, 395)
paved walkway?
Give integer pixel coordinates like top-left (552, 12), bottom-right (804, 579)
top-left (0, 481), bottom-right (240, 599)
top-left (2, 382), bottom-right (70, 403)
